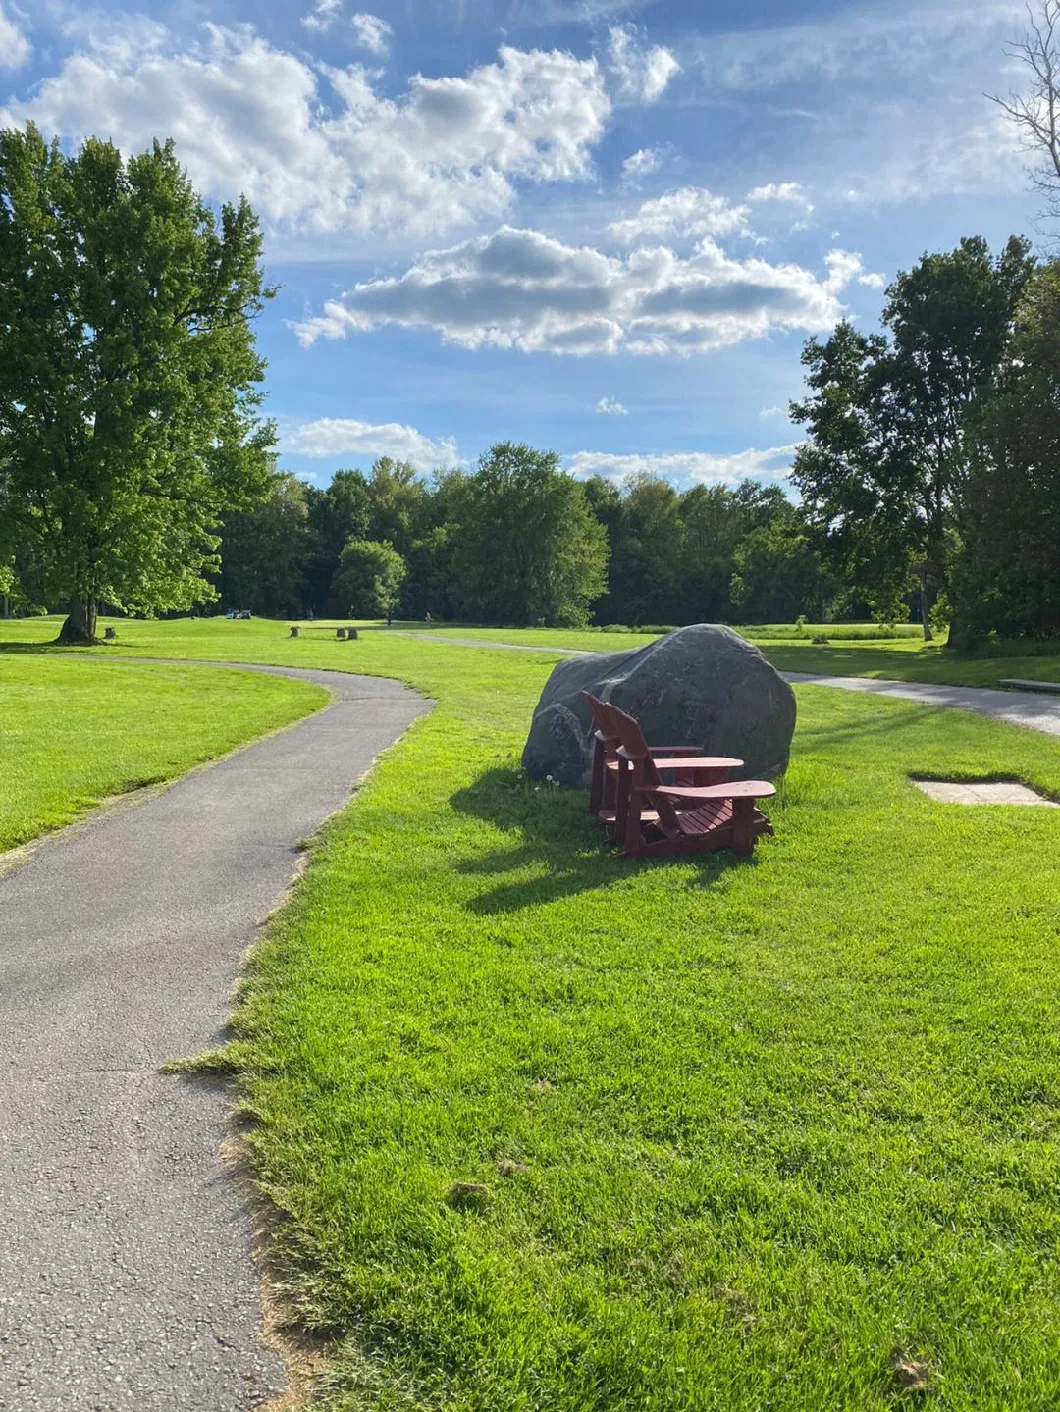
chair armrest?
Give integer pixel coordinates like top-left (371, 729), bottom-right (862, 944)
top-left (651, 781), bottom-right (777, 802)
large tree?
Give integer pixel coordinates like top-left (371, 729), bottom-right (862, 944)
top-left (0, 125), bottom-right (275, 643)
top-left (329, 539), bottom-right (406, 619)
top-left (953, 261), bottom-right (1060, 640)
top-left (790, 237), bottom-right (1035, 638)
top-left (448, 443), bottom-right (607, 626)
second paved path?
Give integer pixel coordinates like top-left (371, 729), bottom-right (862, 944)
top-left (0, 664), bottom-right (430, 1412)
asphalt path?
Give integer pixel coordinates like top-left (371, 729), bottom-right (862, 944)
top-left (781, 670), bottom-right (1060, 739)
top-left (395, 632), bottom-right (1060, 739)
top-left (0, 663), bottom-right (430, 1412)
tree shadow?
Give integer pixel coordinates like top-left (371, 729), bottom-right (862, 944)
top-left (450, 767), bottom-right (749, 915)
top-left (795, 700), bottom-right (940, 752)
top-left (0, 639), bottom-right (81, 654)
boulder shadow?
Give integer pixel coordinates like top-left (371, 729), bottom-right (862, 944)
top-left (450, 766), bottom-right (747, 915)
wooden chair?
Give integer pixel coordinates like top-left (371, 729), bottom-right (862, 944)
top-left (583, 692), bottom-right (703, 815)
top-left (607, 703), bottom-right (776, 860)
top-left (581, 692), bottom-right (743, 842)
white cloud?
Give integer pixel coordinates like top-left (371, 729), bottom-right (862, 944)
top-left (293, 224), bottom-right (872, 356)
top-left (595, 395), bottom-right (629, 415)
top-left (759, 405), bottom-right (788, 420)
top-left (285, 417), bottom-right (459, 468)
top-left (567, 444), bottom-right (800, 484)
top-left (0, 3), bottom-right (30, 70)
top-left (691, 5), bottom-right (1026, 204)
top-left (858, 271), bottom-right (886, 290)
top-left (608, 24), bottom-right (679, 104)
top-left (302, 0), bottom-right (342, 32)
top-left (621, 146), bottom-right (662, 181)
top-left (351, 13), bottom-right (392, 56)
top-left (610, 186), bottom-right (752, 244)
top-left (1, 25), bottom-right (609, 240)
top-left (747, 181), bottom-right (814, 211)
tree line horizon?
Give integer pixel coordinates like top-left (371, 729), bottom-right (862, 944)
top-left (4, 0), bottom-right (1060, 648)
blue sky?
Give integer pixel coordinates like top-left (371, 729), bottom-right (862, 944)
top-left (0, 0), bottom-right (1040, 489)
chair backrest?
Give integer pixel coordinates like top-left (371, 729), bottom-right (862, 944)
top-left (581, 691), bottom-right (617, 746)
top-left (607, 703), bottom-right (662, 790)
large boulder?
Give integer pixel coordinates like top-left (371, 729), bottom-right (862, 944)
top-left (522, 624), bottom-right (796, 786)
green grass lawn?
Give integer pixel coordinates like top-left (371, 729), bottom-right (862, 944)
top-left (6, 613), bottom-right (1060, 687)
top-left (0, 653), bottom-right (327, 852)
top-left (6, 618), bottom-right (1060, 1406)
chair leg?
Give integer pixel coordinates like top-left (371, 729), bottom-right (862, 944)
top-left (731, 797), bottom-right (757, 856)
top-left (589, 736), bottom-right (604, 814)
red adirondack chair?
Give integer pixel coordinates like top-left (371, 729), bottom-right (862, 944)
top-left (607, 702), bottom-right (776, 860)
top-left (581, 692), bottom-right (743, 842)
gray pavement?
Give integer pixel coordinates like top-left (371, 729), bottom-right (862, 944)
top-left (396, 633), bottom-right (1060, 740)
top-left (781, 670), bottom-right (1060, 739)
top-left (0, 664), bottom-right (430, 1412)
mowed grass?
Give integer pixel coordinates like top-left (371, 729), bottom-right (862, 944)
top-left (0, 653), bottom-right (327, 851)
top-left (233, 647), bottom-right (1060, 1411)
top-left (5, 613), bottom-right (1060, 687)
top-left (7, 618), bottom-right (1060, 1406)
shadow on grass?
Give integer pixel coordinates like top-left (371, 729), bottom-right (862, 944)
top-left (795, 701), bottom-right (938, 753)
top-left (451, 766), bottom-right (747, 914)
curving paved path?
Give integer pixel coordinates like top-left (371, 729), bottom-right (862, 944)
top-left (0, 663), bottom-right (430, 1412)
top-left (394, 633), bottom-right (1060, 740)
top-left (781, 671), bottom-right (1060, 739)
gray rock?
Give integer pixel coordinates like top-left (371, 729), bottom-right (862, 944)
top-left (521, 624), bottom-right (796, 785)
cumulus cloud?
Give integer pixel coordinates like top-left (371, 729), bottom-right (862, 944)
top-left (595, 395), bottom-right (629, 415)
top-left (747, 181), bottom-right (814, 210)
top-left (621, 146), bottom-right (662, 181)
top-left (0, 3), bottom-right (30, 70)
top-left (610, 186), bottom-right (752, 244)
top-left (0, 25), bottom-right (609, 240)
top-left (293, 225), bottom-right (872, 356)
top-left (567, 444), bottom-right (800, 484)
top-left (302, 0), bottom-right (343, 32)
top-left (351, 13), bottom-right (393, 56)
top-left (608, 24), bottom-right (679, 103)
top-left (285, 417), bottom-right (459, 468)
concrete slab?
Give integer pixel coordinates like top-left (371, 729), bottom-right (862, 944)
top-left (912, 778), bottom-right (1058, 806)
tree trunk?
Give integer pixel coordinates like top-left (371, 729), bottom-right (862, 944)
top-left (920, 567), bottom-right (935, 643)
top-left (56, 595), bottom-right (98, 645)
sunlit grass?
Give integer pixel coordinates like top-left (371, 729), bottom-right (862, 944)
top-left (0, 652), bottom-right (327, 851)
top-left (7, 616), bottom-right (1060, 1405)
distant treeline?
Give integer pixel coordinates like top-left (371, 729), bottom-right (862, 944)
top-left (214, 443), bottom-right (841, 629)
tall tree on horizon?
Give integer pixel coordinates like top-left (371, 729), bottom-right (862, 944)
top-left (0, 124), bottom-right (275, 643)
top-left (790, 236), bottom-right (1036, 638)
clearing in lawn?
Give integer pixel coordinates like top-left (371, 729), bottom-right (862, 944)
top-left (5, 619), bottom-right (1060, 1407)
top-left (0, 652), bottom-right (328, 853)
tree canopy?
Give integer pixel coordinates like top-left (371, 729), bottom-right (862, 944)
top-left (0, 124), bottom-right (275, 642)
top-left (790, 237), bottom-right (1035, 637)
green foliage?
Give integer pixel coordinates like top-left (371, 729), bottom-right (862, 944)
top-left (447, 443), bottom-right (608, 626)
top-left (791, 237), bottom-right (1037, 640)
top-left (330, 538), bottom-right (406, 618)
top-left (0, 124), bottom-right (275, 642)
top-left (219, 472), bottom-right (309, 616)
top-left (953, 260), bottom-right (1060, 641)
top-left (730, 506), bottom-right (834, 623)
